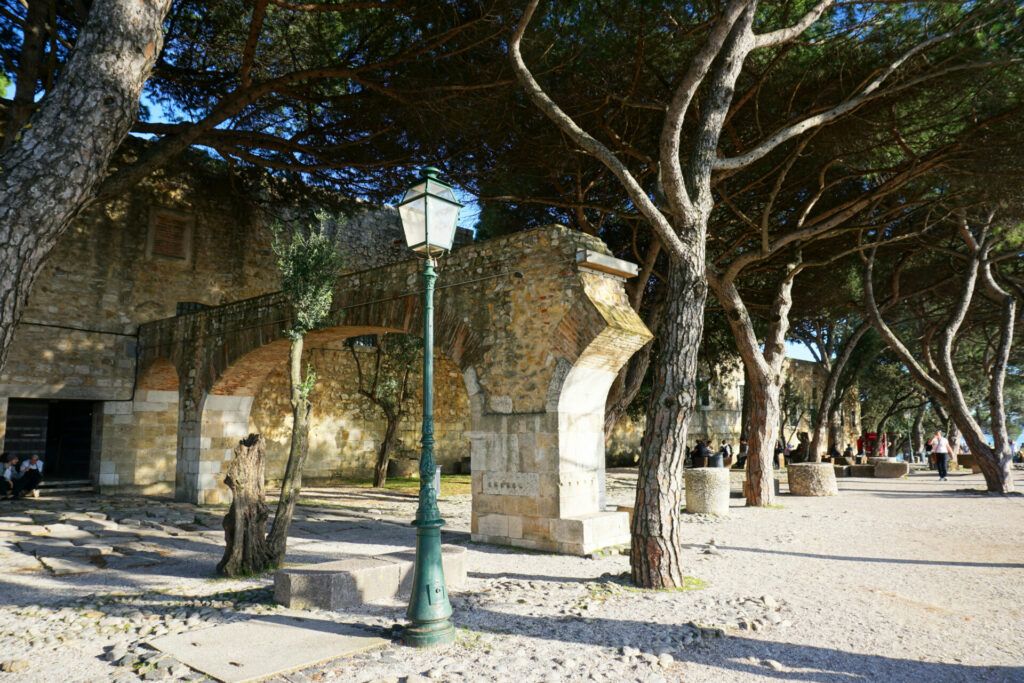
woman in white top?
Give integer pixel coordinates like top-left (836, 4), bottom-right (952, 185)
top-left (928, 431), bottom-right (951, 481)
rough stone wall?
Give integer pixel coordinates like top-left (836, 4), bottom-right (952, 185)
top-left (248, 347), bottom-right (470, 482)
top-left (0, 166), bottom-right (271, 403)
top-left (97, 390), bottom-right (178, 494)
top-left (0, 155), bottom-right (471, 487)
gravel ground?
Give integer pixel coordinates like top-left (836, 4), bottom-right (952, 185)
top-left (1, 466), bottom-right (1022, 683)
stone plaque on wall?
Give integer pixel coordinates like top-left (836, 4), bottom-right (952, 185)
top-left (482, 472), bottom-right (539, 497)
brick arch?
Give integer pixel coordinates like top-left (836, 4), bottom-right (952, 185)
top-left (137, 357), bottom-right (179, 391)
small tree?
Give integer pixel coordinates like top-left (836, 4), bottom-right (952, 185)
top-left (218, 214), bottom-right (342, 576)
top-left (349, 334), bottom-right (422, 488)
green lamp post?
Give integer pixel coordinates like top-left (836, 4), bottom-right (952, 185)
top-left (396, 166), bottom-right (462, 647)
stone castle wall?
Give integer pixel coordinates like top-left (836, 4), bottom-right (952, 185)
top-left (0, 159), bottom-right (471, 487)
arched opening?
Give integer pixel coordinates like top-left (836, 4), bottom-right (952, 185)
top-left (248, 335), bottom-right (471, 487)
top-left (187, 325), bottom-right (473, 504)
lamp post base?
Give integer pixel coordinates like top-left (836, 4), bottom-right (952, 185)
top-left (403, 618), bottom-right (456, 648)
top-left (404, 518), bottom-right (455, 648)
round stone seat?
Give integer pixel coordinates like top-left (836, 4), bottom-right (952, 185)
top-left (685, 467), bottom-right (730, 515)
top-left (787, 462), bottom-right (839, 496)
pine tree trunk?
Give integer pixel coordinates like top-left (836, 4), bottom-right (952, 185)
top-left (373, 414), bottom-right (399, 488)
top-left (0, 0), bottom-right (171, 372)
top-left (265, 336), bottom-right (312, 567)
top-left (911, 406), bottom-right (925, 459)
top-left (217, 434), bottom-right (272, 577)
top-left (808, 323), bottom-right (868, 461)
top-left (630, 253), bottom-right (705, 588)
top-left (744, 373), bottom-right (781, 506)
top-left (828, 408), bottom-right (844, 453)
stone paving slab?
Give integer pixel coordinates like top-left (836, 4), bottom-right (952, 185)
top-left (38, 556), bottom-right (100, 575)
top-left (149, 612), bottom-right (386, 682)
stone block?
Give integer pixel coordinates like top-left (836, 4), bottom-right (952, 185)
top-left (546, 511), bottom-right (629, 555)
top-left (275, 557), bottom-right (401, 610)
top-left (833, 465), bottom-right (850, 478)
top-left (274, 545), bottom-right (467, 610)
top-left (685, 468), bottom-right (730, 515)
top-left (787, 462), bottom-right (839, 496)
top-left (379, 545), bottom-right (467, 594)
top-left (849, 464), bottom-right (875, 477)
top-left (873, 461), bottom-right (910, 478)
top-left (476, 514), bottom-right (510, 538)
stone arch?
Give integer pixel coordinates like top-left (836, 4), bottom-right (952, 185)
top-left (188, 321), bottom-right (476, 504)
top-left (144, 226), bottom-right (653, 553)
top-left (247, 343), bottom-right (471, 485)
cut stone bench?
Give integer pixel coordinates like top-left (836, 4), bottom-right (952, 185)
top-left (833, 465), bottom-right (850, 478)
top-left (274, 544), bottom-right (467, 611)
top-left (848, 464), bottom-right (876, 477)
top-left (873, 461), bottom-right (910, 478)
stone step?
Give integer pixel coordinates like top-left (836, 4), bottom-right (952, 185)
top-left (274, 544), bottom-right (467, 611)
top-left (36, 479), bottom-right (96, 496)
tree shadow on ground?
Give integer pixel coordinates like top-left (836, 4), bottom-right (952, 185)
top-left (459, 609), bottom-right (1023, 683)
top-left (681, 543), bottom-right (1024, 569)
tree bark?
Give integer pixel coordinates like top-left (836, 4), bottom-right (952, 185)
top-left (373, 411), bottom-right (399, 488)
top-left (827, 406), bottom-right (844, 452)
top-left (911, 405), bottom-right (926, 457)
top-left (217, 434), bottom-right (272, 577)
top-left (630, 252), bottom-right (705, 588)
top-left (0, 0), bottom-right (171, 372)
top-left (265, 336), bottom-right (312, 566)
top-left (743, 371), bottom-right (782, 505)
top-left (864, 231), bottom-right (1015, 493)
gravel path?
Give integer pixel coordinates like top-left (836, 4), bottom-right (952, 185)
top-left (1, 467), bottom-right (1022, 683)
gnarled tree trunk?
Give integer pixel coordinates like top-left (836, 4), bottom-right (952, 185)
top-left (828, 407), bottom-right (844, 452)
top-left (743, 372), bottom-right (782, 506)
top-left (374, 411), bottom-right (399, 488)
top-left (218, 434), bottom-right (271, 576)
top-left (0, 0), bottom-right (171, 372)
top-left (631, 252), bottom-right (705, 588)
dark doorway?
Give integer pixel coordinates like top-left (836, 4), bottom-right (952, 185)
top-left (4, 399), bottom-right (94, 479)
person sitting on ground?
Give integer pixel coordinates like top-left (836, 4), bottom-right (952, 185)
top-left (843, 444), bottom-right (855, 459)
top-left (15, 454), bottom-right (44, 499)
top-left (2, 455), bottom-right (20, 499)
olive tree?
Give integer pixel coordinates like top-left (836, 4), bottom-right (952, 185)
top-left (218, 214), bottom-right (342, 576)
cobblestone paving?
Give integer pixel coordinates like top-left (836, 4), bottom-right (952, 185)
top-left (1, 468), bottom-right (1022, 682)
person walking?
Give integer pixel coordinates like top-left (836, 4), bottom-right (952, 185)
top-left (928, 430), bottom-right (951, 481)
